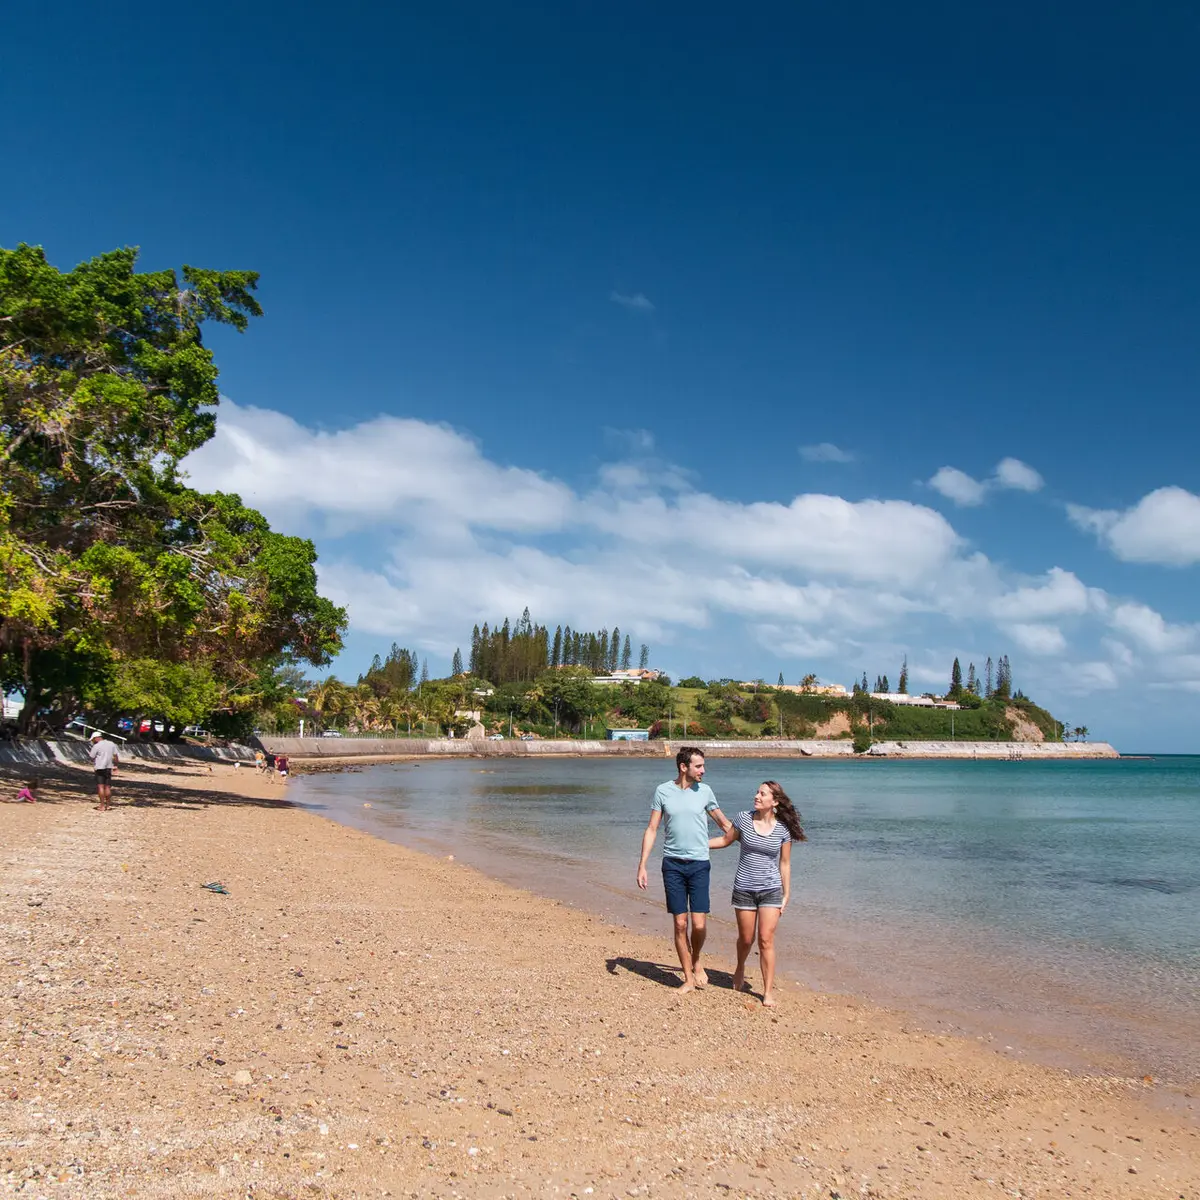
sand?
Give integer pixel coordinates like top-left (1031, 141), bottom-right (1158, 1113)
top-left (1, 761), bottom-right (1197, 1199)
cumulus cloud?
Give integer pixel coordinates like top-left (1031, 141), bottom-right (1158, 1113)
top-left (1107, 602), bottom-right (1197, 654)
top-left (989, 568), bottom-right (1096, 622)
top-left (928, 466), bottom-right (987, 506)
top-left (928, 458), bottom-right (1044, 506)
top-left (1004, 623), bottom-right (1067, 656)
top-left (994, 457), bottom-right (1044, 493)
top-left (1068, 486), bottom-right (1200, 566)
top-left (184, 403), bottom-right (574, 537)
top-left (609, 290), bottom-right (655, 312)
top-left (182, 403), bottom-right (1199, 706)
top-left (799, 442), bottom-right (855, 464)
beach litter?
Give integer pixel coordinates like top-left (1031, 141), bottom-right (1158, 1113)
top-left (201, 882), bottom-right (230, 895)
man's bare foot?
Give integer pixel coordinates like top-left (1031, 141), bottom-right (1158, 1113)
top-left (678, 979), bottom-right (696, 994)
top-left (693, 967), bottom-right (708, 988)
top-left (732, 971), bottom-right (752, 993)
top-left (762, 994), bottom-right (777, 1007)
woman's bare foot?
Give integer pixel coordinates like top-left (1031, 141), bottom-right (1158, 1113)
top-left (732, 970), bottom-right (752, 993)
top-left (677, 978), bottom-right (697, 994)
top-left (693, 967), bottom-right (708, 988)
top-left (762, 994), bottom-right (777, 1007)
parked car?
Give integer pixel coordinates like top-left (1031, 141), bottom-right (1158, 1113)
top-left (182, 725), bottom-right (209, 737)
top-left (116, 717), bottom-right (134, 732)
top-left (320, 730), bottom-right (343, 738)
top-left (487, 734), bottom-right (505, 740)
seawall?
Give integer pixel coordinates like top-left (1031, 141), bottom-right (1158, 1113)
top-left (256, 736), bottom-right (1120, 761)
top-left (0, 738), bottom-right (257, 769)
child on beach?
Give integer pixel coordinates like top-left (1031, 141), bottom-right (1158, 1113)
top-left (14, 777), bottom-right (38, 803)
top-left (709, 780), bottom-right (806, 1007)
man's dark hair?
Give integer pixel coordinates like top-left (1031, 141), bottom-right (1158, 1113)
top-left (675, 745), bottom-right (704, 771)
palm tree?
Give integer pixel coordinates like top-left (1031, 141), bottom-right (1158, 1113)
top-left (308, 678), bottom-right (347, 732)
top-left (799, 673), bottom-right (818, 690)
top-left (350, 686), bottom-right (380, 733)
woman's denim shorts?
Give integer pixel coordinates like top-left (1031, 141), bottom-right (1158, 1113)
top-left (731, 886), bottom-right (784, 910)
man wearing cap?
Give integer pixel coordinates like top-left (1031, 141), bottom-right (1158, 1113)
top-left (87, 731), bottom-right (120, 812)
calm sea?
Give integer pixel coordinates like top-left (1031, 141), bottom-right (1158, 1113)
top-left (289, 755), bottom-right (1200, 1087)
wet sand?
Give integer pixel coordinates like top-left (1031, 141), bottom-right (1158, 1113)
top-left (2, 761), bottom-right (1197, 1198)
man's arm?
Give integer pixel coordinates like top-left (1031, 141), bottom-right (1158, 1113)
top-left (708, 805), bottom-right (733, 835)
top-left (636, 809), bottom-right (662, 890)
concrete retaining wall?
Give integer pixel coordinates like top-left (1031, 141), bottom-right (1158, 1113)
top-left (0, 738), bottom-right (258, 769)
top-left (258, 736), bottom-right (1120, 761)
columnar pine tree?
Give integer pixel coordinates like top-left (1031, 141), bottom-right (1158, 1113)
top-left (984, 656), bottom-right (994, 698)
top-left (469, 625), bottom-right (481, 675)
top-left (621, 634), bottom-right (632, 670)
top-left (874, 675), bottom-right (883, 692)
top-left (966, 662), bottom-right (977, 695)
top-left (995, 654), bottom-right (1012, 700)
top-left (778, 672), bottom-right (785, 686)
top-left (639, 643), bottom-right (649, 670)
top-left (898, 656), bottom-right (908, 694)
top-left (950, 657), bottom-right (963, 697)
top-left (881, 675), bottom-right (889, 693)
top-left (861, 671), bottom-right (869, 692)
top-left (610, 627), bottom-right (621, 671)
top-left (451, 648), bottom-right (463, 676)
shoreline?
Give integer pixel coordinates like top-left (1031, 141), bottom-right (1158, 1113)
top-left (261, 735), bottom-right (1121, 766)
top-left (2, 760), bottom-right (1196, 1198)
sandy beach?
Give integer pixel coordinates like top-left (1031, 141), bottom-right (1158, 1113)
top-left (1, 761), bottom-right (1197, 1199)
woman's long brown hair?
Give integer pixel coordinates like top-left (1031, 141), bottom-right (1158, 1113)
top-left (763, 780), bottom-right (807, 841)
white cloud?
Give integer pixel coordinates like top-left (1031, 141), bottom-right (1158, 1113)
top-left (184, 402), bottom-right (574, 536)
top-left (1068, 487), bottom-right (1200, 566)
top-left (799, 442), bottom-right (855, 464)
top-left (182, 403), bottom-right (1200, 727)
top-left (609, 290), bottom-right (655, 312)
top-left (929, 458), bottom-right (1044, 506)
top-left (1107, 602), bottom-right (1196, 654)
top-left (1004, 623), bottom-right (1067, 656)
top-left (994, 457), bottom-right (1044, 493)
top-left (989, 568), bottom-right (1095, 622)
top-left (929, 466), bottom-right (987, 506)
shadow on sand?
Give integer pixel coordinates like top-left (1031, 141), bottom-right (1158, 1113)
top-left (0, 762), bottom-right (292, 811)
top-left (605, 956), bottom-right (759, 997)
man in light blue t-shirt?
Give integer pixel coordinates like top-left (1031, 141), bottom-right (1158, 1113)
top-left (636, 746), bottom-right (731, 992)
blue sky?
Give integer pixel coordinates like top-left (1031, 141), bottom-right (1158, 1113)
top-left (5, 2), bottom-right (1200, 748)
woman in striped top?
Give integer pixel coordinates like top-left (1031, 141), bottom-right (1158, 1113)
top-left (709, 780), bottom-right (806, 1007)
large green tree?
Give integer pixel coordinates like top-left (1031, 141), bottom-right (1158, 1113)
top-left (0, 243), bottom-right (346, 731)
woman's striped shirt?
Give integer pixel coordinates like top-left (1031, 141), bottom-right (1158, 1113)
top-left (732, 810), bottom-right (791, 890)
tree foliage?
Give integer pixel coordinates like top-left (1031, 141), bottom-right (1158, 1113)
top-left (0, 243), bottom-right (345, 731)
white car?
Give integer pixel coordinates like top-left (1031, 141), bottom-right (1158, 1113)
top-left (487, 734), bottom-right (504, 740)
top-left (320, 730), bottom-right (343, 738)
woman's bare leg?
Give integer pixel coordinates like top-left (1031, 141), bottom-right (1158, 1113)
top-left (731, 909), bottom-right (757, 992)
top-left (757, 906), bottom-right (782, 1006)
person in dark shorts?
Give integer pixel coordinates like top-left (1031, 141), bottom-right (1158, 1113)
top-left (636, 746), bottom-right (732, 992)
top-left (709, 780), bottom-right (806, 1006)
top-left (87, 731), bottom-right (120, 812)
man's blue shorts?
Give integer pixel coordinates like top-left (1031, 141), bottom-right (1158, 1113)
top-left (662, 857), bottom-right (711, 916)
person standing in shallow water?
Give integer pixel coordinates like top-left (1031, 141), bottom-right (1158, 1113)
top-left (709, 780), bottom-right (806, 1007)
top-left (636, 747), bottom-right (732, 993)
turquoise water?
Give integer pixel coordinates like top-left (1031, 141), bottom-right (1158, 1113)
top-left (291, 755), bottom-right (1200, 1085)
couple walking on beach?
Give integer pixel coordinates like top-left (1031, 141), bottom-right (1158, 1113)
top-left (636, 746), bottom-right (806, 1005)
